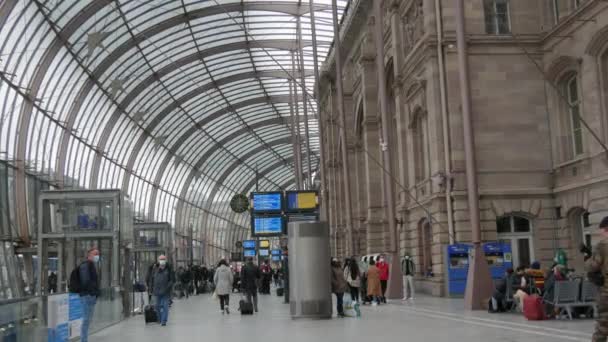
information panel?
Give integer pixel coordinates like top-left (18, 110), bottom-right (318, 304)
top-left (244, 249), bottom-right (256, 257)
top-left (251, 192), bottom-right (283, 213)
top-left (259, 249), bottom-right (270, 257)
top-left (272, 255), bottom-right (282, 262)
top-left (242, 240), bottom-right (256, 249)
top-left (259, 240), bottom-right (270, 249)
top-left (285, 191), bottom-right (318, 212)
top-left (252, 215), bottom-right (284, 236)
top-left (271, 249), bottom-right (282, 256)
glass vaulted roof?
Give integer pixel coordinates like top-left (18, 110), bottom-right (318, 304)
top-left (0, 0), bottom-right (347, 260)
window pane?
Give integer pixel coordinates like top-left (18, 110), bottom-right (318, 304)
top-left (517, 238), bottom-right (531, 267)
top-left (483, 0), bottom-right (496, 34)
top-left (568, 77), bottom-right (579, 103)
top-left (513, 216), bottom-right (530, 232)
top-left (497, 216), bottom-right (511, 233)
top-left (583, 212), bottom-right (591, 227)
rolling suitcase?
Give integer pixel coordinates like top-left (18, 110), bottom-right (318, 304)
top-left (276, 288), bottom-right (284, 297)
top-left (523, 294), bottom-right (545, 320)
top-left (239, 299), bottom-right (254, 315)
top-left (144, 305), bottom-right (158, 324)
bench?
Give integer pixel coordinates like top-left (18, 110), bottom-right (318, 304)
top-left (543, 279), bottom-right (598, 320)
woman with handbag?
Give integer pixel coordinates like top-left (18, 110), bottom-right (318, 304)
top-left (344, 258), bottom-right (361, 304)
top-left (214, 259), bottom-right (234, 314)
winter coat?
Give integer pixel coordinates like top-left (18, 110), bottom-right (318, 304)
top-left (377, 261), bottom-right (389, 281)
top-left (331, 266), bottom-right (348, 294)
top-left (241, 262), bottom-right (261, 292)
top-left (213, 265), bottom-right (234, 296)
top-left (344, 267), bottom-right (360, 288)
top-left (152, 265), bottom-right (174, 296)
top-left (367, 265), bottom-right (382, 296)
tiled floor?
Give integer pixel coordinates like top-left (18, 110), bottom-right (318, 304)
top-left (91, 292), bottom-right (595, 341)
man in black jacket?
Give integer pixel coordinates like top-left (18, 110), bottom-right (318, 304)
top-left (241, 258), bottom-right (261, 312)
top-left (79, 247), bottom-right (100, 342)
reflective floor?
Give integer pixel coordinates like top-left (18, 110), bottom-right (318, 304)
top-left (92, 292), bottom-right (594, 342)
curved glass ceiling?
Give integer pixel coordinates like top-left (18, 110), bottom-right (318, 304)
top-left (0, 0), bottom-right (347, 260)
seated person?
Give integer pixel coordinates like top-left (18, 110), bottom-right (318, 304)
top-left (543, 263), bottom-right (566, 318)
top-left (525, 261), bottom-right (545, 293)
top-left (512, 266), bottom-right (532, 311)
top-left (490, 268), bottom-right (514, 312)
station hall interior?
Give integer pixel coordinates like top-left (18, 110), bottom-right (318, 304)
top-left (1, 0), bottom-right (608, 341)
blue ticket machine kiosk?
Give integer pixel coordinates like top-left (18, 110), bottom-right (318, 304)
top-left (445, 244), bottom-right (472, 297)
top-left (483, 242), bottom-right (513, 280)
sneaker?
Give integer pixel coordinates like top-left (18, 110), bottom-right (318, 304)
top-left (221, 309), bottom-right (225, 314)
top-left (225, 307), bottom-right (230, 314)
top-left (161, 323), bottom-right (166, 326)
top-left (402, 297), bottom-right (408, 301)
top-left (372, 302), bottom-right (378, 306)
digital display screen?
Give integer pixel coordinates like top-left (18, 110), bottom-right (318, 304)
top-left (286, 191), bottom-right (318, 212)
top-left (271, 249), bottom-right (282, 256)
top-left (251, 192), bottom-right (283, 212)
top-left (259, 240), bottom-right (270, 249)
top-left (259, 249), bottom-right (270, 256)
top-left (272, 255), bottom-right (281, 262)
top-left (252, 215), bottom-right (284, 236)
top-left (243, 240), bottom-right (256, 249)
top-left (244, 249), bottom-right (256, 257)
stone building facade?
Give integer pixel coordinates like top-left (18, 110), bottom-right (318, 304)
top-left (319, 0), bottom-right (608, 296)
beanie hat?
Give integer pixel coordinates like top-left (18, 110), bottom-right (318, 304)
top-left (601, 216), bottom-right (608, 229)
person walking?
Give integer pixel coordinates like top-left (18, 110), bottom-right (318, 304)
top-left (214, 259), bottom-right (234, 314)
top-left (331, 258), bottom-right (348, 317)
top-left (241, 258), bottom-right (261, 313)
top-left (586, 216), bottom-right (608, 342)
top-left (344, 258), bottom-right (361, 304)
top-left (401, 254), bottom-right (415, 301)
top-left (367, 260), bottom-right (382, 306)
top-left (151, 255), bottom-right (174, 326)
top-left (376, 255), bottom-right (389, 303)
top-left (78, 247), bottom-right (100, 342)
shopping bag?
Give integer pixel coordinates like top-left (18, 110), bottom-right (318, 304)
top-left (343, 293), bottom-right (357, 317)
top-left (212, 291), bottom-right (218, 301)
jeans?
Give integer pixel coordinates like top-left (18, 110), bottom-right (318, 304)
top-left (155, 294), bottom-right (170, 324)
top-left (349, 286), bottom-right (360, 302)
top-left (219, 294), bottom-right (230, 310)
top-left (335, 292), bottom-right (344, 315)
top-left (80, 295), bottom-right (97, 342)
top-left (403, 275), bottom-right (415, 299)
top-left (245, 290), bottom-right (258, 312)
top-left (380, 280), bottom-right (388, 302)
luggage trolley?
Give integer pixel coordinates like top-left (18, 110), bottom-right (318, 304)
top-left (36, 189), bottom-right (133, 337)
top-left (132, 222), bottom-right (173, 313)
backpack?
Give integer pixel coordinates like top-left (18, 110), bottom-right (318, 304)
top-left (68, 264), bottom-right (82, 293)
top-left (588, 270), bottom-right (605, 287)
top-left (68, 262), bottom-right (88, 293)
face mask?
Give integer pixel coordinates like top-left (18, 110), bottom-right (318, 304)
top-left (159, 260), bottom-right (167, 266)
top-left (93, 255), bottom-right (100, 263)
top-left (379, 258), bottom-right (385, 263)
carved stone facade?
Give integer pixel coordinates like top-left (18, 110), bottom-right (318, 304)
top-left (319, 0), bottom-right (608, 296)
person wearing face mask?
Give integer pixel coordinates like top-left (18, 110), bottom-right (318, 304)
top-left (152, 255), bottom-right (174, 326)
top-left (79, 247), bottom-right (100, 342)
top-left (330, 258), bottom-right (348, 317)
top-left (401, 254), bottom-right (415, 301)
top-left (376, 256), bottom-right (390, 303)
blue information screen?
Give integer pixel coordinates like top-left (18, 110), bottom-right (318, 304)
top-left (243, 240), bottom-right (256, 249)
top-left (253, 216), bottom-right (283, 235)
top-left (259, 249), bottom-right (270, 256)
top-left (252, 192), bottom-right (283, 212)
top-left (271, 249), bottom-right (282, 256)
top-left (272, 255), bottom-right (281, 262)
top-left (244, 249), bottom-right (256, 257)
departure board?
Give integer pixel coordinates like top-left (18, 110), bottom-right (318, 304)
top-left (252, 215), bottom-right (284, 236)
top-left (251, 192), bottom-right (283, 213)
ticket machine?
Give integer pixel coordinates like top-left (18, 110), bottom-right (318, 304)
top-left (445, 244), bottom-right (472, 296)
top-left (483, 242), bottom-right (513, 280)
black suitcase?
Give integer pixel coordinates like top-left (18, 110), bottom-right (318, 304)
top-left (239, 300), bottom-right (254, 315)
top-left (276, 288), bottom-right (284, 297)
top-left (144, 305), bottom-right (158, 324)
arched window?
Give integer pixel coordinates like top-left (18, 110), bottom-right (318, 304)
top-left (411, 108), bottom-right (429, 183)
top-left (484, 0), bottom-right (511, 35)
top-left (496, 215), bottom-right (534, 268)
top-left (419, 220), bottom-right (433, 276)
top-left (564, 73), bottom-right (584, 157)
